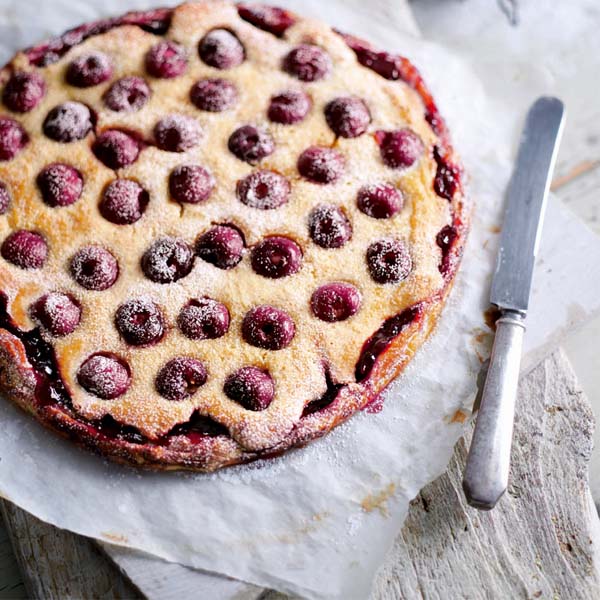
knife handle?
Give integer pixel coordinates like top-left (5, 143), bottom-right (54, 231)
top-left (463, 310), bottom-right (525, 510)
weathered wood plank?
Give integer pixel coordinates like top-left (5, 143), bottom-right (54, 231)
top-left (0, 501), bottom-right (140, 600)
top-left (372, 349), bottom-right (600, 599)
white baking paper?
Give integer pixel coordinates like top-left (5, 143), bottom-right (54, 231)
top-left (1, 1), bottom-right (600, 599)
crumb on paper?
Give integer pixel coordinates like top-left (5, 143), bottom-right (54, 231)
top-left (361, 483), bottom-right (396, 516)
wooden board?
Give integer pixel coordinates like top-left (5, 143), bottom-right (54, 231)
top-left (2, 350), bottom-right (600, 599)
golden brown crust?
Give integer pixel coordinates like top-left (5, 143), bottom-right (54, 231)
top-left (0, 2), bottom-right (471, 471)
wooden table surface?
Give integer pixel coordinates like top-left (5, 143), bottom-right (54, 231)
top-left (2, 1), bottom-right (600, 598)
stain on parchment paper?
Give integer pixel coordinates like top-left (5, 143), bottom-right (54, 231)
top-left (361, 483), bottom-right (396, 517)
top-left (101, 531), bottom-right (128, 543)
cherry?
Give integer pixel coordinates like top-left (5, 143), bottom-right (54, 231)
top-left (308, 204), bottom-right (352, 248)
top-left (236, 170), bottom-right (289, 209)
top-left (31, 292), bottom-right (81, 336)
top-left (237, 4), bottom-right (295, 37)
top-left (43, 102), bottom-right (92, 143)
top-left (77, 353), bottom-right (130, 399)
top-left (242, 305), bottom-right (295, 350)
top-left (66, 52), bottom-right (112, 87)
top-left (154, 115), bottom-right (202, 152)
top-left (268, 90), bottom-right (311, 124)
top-left (377, 128), bottom-right (423, 169)
top-left (310, 283), bottom-right (361, 322)
top-left (103, 76), bottom-right (151, 112)
top-left (357, 183), bottom-right (403, 219)
top-left (169, 165), bottom-right (214, 204)
top-left (366, 238), bottom-right (412, 284)
top-left (70, 245), bottom-right (119, 290)
top-left (190, 78), bottom-right (237, 112)
top-left (177, 298), bottom-right (230, 340)
top-left (0, 117), bottom-right (28, 160)
top-left (155, 357), bottom-right (207, 401)
top-left (36, 163), bottom-right (83, 207)
top-left (1, 230), bottom-right (47, 269)
top-left (199, 29), bottom-right (245, 69)
top-left (325, 96), bottom-right (370, 138)
top-left (228, 125), bottom-right (274, 163)
top-left (99, 179), bottom-right (149, 225)
top-left (224, 366), bottom-right (274, 411)
top-left (283, 44), bottom-right (331, 82)
top-left (145, 41), bottom-right (187, 78)
top-left (251, 236), bottom-right (302, 279)
top-left (141, 237), bottom-right (194, 283)
top-left (297, 146), bottom-right (344, 183)
top-left (115, 298), bottom-right (165, 346)
top-left (3, 71), bottom-right (46, 113)
top-left (93, 130), bottom-right (140, 169)
top-left (196, 225), bottom-right (244, 270)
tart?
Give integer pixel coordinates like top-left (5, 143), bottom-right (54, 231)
top-left (0, 1), bottom-right (468, 471)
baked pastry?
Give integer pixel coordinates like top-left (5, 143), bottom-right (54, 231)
top-left (0, 1), bottom-right (468, 471)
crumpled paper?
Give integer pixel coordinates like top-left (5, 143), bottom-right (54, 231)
top-left (1, 1), bottom-right (600, 599)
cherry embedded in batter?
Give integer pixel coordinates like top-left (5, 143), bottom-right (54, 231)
top-left (224, 366), bottom-right (274, 411)
top-left (145, 40), bottom-right (188, 79)
top-left (77, 352), bottom-right (131, 399)
top-left (115, 298), bottom-right (165, 346)
top-left (2, 71), bottom-right (46, 113)
top-left (36, 163), bottom-right (83, 207)
top-left (93, 130), bottom-right (141, 169)
top-left (155, 357), bottom-right (208, 401)
top-left (31, 292), bottom-right (81, 337)
top-left (283, 44), bottom-right (331, 82)
top-left (1, 230), bottom-right (47, 269)
top-left (251, 236), bottom-right (302, 278)
top-left (103, 76), bottom-right (151, 112)
top-left (357, 183), bottom-right (403, 219)
top-left (0, 117), bottom-right (28, 160)
top-left (310, 283), bottom-right (361, 322)
top-left (154, 114), bottom-right (202, 152)
top-left (70, 245), bottom-right (119, 290)
top-left (0, 182), bottom-right (10, 214)
top-left (141, 237), bottom-right (195, 283)
top-left (196, 225), bottom-right (244, 270)
top-left (66, 51), bottom-right (113, 87)
top-left (325, 96), bottom-right (370, 138)
top-left (308, 204), bottom-right (352, 248)
top-left (242, 305), bottom-right (295, 350)
top-left (43, 102), bottom-right (93, 143)
top-left (376, 128), bottom-right (424, 169)
top-left (297, 146), bottom-right (345, 184)
top-left (177, 298), bottom-right (230, 340)
top-left (198, 29), bottom-right (245, 69)
top-left (436, 224), bottom-right (458, 276)
top-left (236, 170), bottom-right (289, 209)
top-left (99, 179), bottom-right (149, 225)
top-left (433, 146), bottom-right (460, 201)
top-left (366, 238), bottom-right (412, 284)
top-left (190, 78), bottom-right (238, 112)
top-left (237, 4), bottom-right (296, 37)
top-left (228, 125), bottom-right (274, 163)
top-left (267, 90), bottom-right (311, 124)
top-left (169, 165), bottom-right (215, 204)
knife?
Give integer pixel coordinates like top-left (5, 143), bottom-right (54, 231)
top-left (463, 96), bottom-right (566, 510)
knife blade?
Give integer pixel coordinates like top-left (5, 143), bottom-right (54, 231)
top-left (463, 96), bottom-right (565, 510)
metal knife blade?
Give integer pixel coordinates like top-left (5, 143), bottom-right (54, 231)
top-left (463, 96), bottom-right (565, 510)
top-left (490, 96), bottom-right (565, 313)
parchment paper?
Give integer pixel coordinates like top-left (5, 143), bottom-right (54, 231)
top-left (1, 1), bottom-right (600, 599)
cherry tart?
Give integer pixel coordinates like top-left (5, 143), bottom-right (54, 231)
top-left (0, 2), bottom-right (468, 471)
